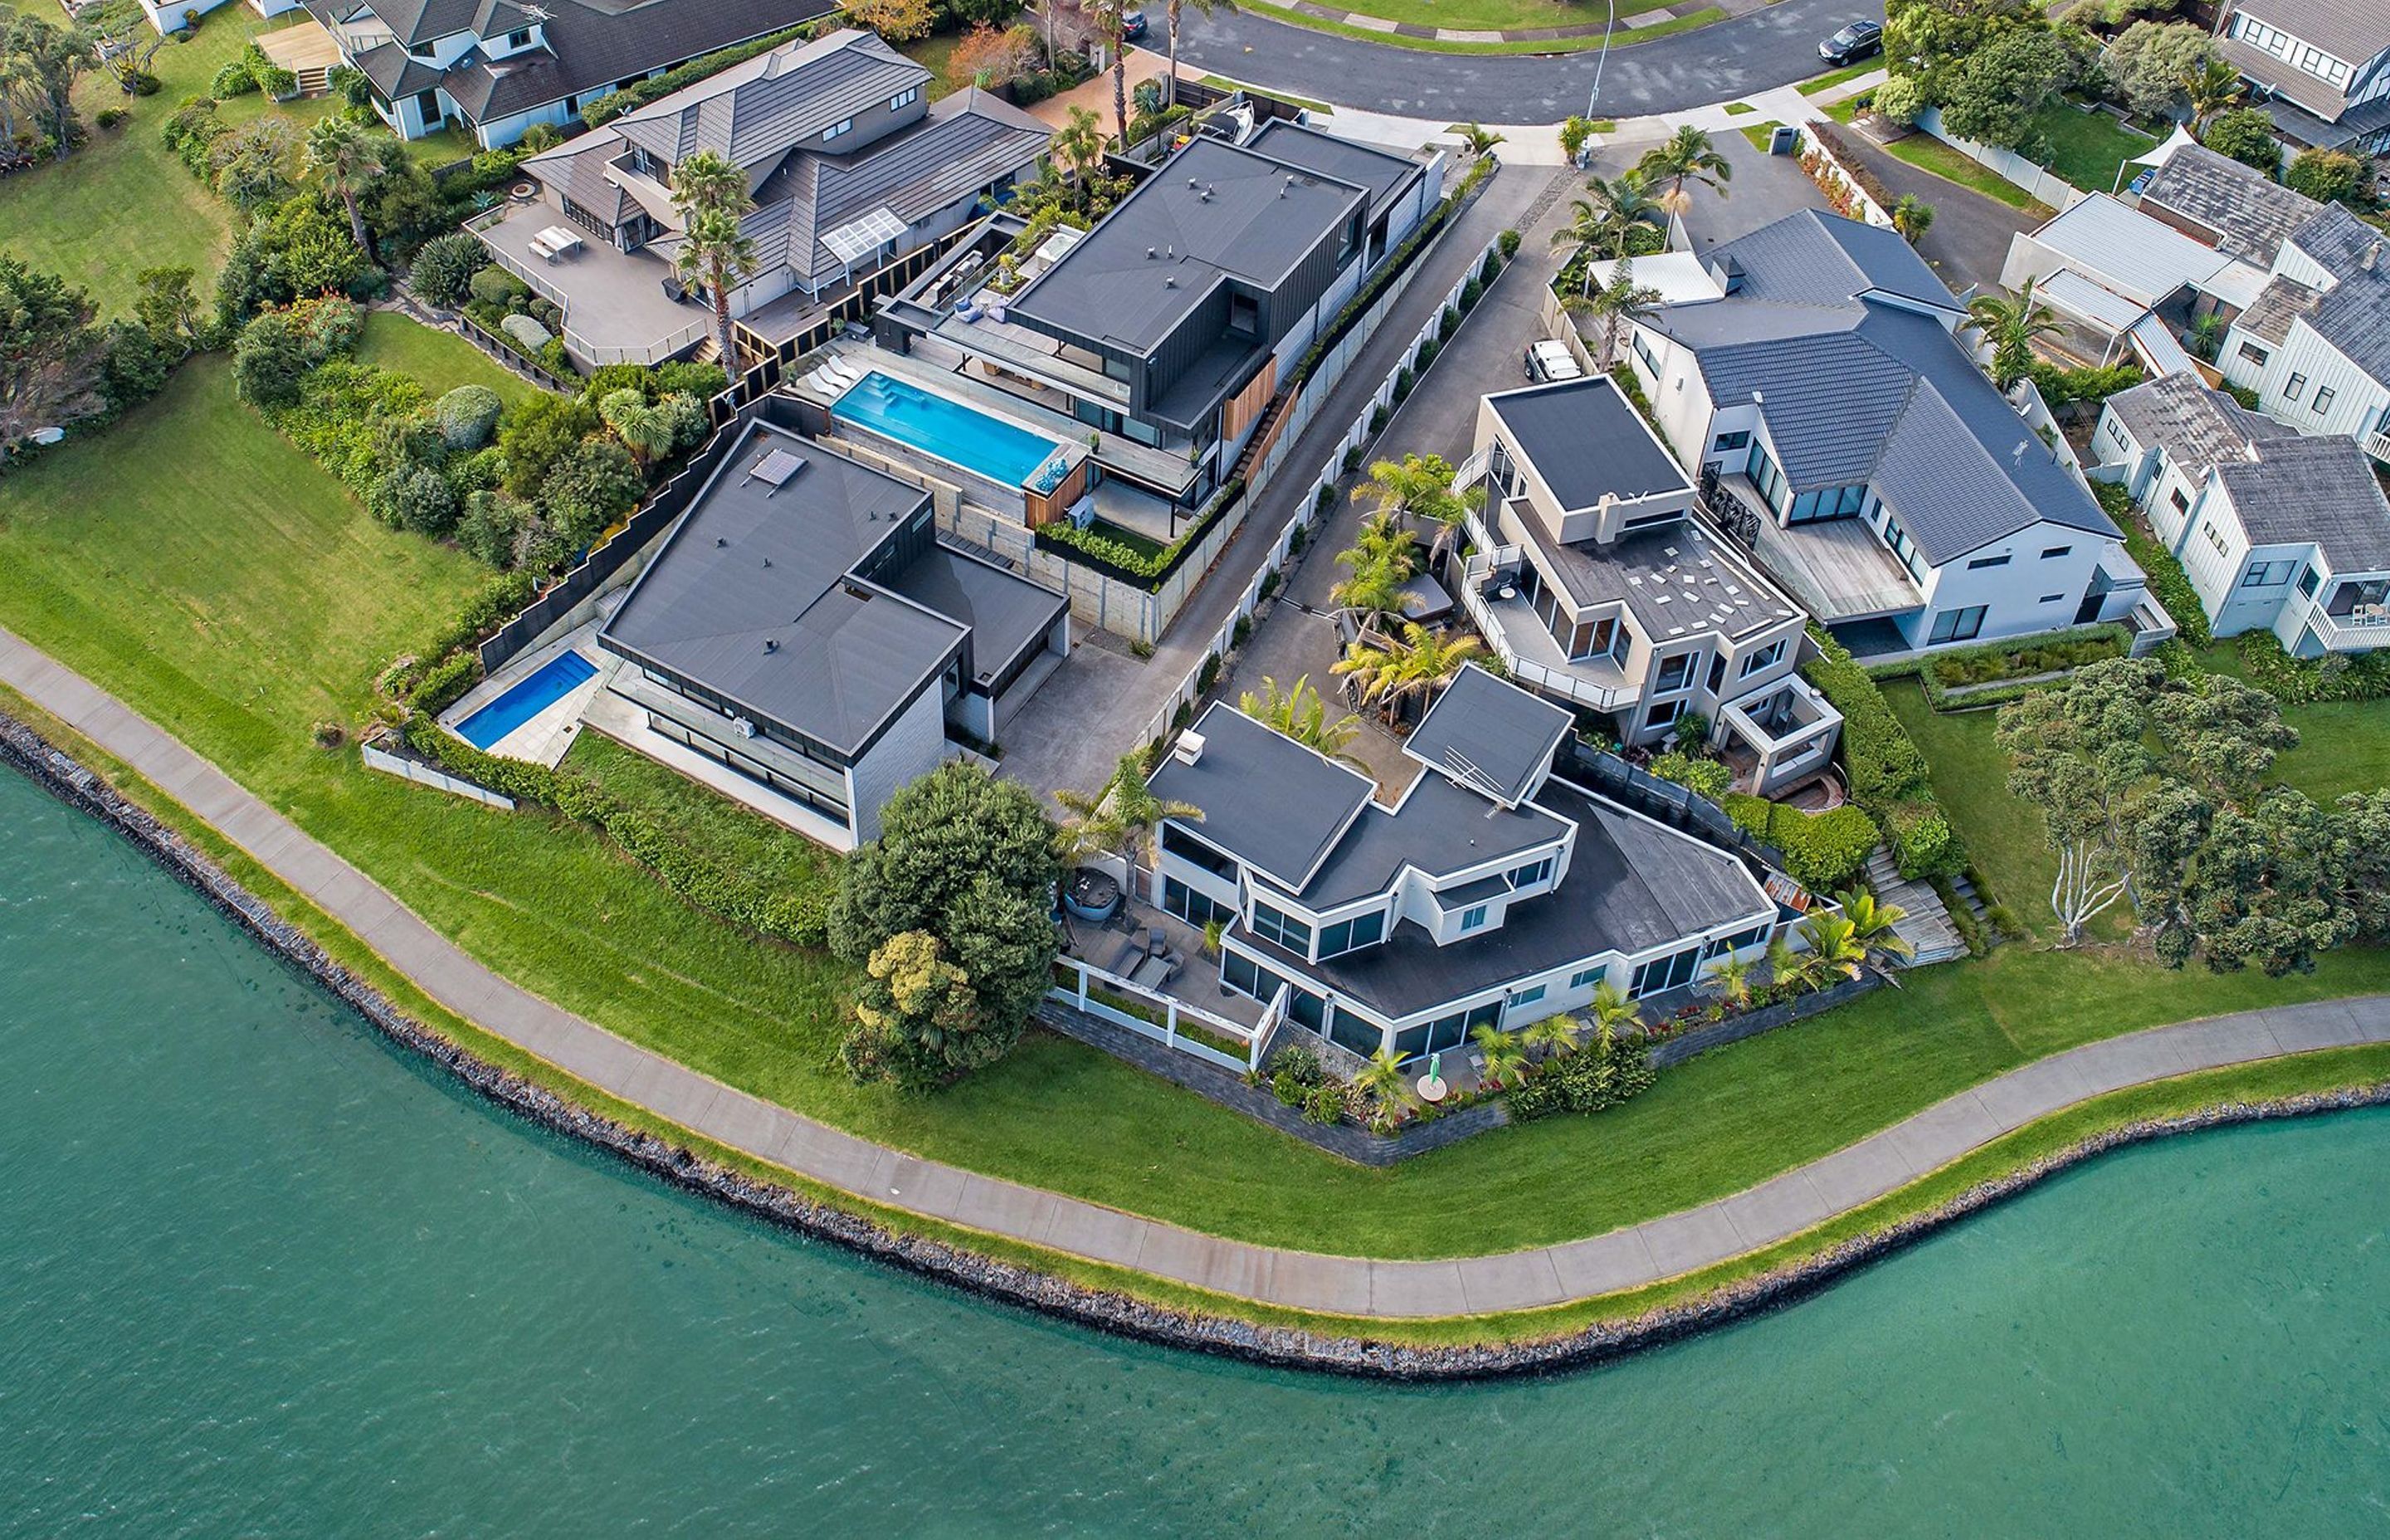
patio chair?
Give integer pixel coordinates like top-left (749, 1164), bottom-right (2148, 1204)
top-left (822, 357), bottom-right (861, 386)
top-left (1147, 926), bottom-right (1166, 958)
top-left (1106, 938), bottom-right (1144, 977)
top-left (1158, 950), bottom-right (1185, 985)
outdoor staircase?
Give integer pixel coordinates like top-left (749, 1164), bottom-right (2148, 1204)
top-left (1864, 846), bottom-right (1968, 967)
top-left (1949, 871), bottom-right (1994, 933)
top-left (293, 66), bottom-right (330, 97)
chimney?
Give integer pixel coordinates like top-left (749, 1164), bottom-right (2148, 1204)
top-left (2366, 241), bottom-right (2381, 272)
top-left (1174, 729), bottom-right (1207, 765)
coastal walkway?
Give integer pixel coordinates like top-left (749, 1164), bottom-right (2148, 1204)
top-left (4, 621), bottom-right (2386, 1319)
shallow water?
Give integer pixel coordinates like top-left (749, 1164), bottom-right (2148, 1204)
top-left (2, 764), bottom-right (2385, 1537)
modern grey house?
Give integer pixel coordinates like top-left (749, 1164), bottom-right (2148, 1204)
top-left (878, 124), bottom-right (1435, 512)
top-left (1146, 667), bottom-right (1778, 1065)
top-left (1599, 210), bottom-right (2162, 658)
top-left (595, 418), bottom-right (1068, 849)
top-left (476, 29), bottom-right (1051, 365)
top-left (2094, 371), bottom-right (2390, 654)
top-left (299, 0), bottom-right (832, 146)
top-left (1452, 377), bottom-right (1841, 795)
top-left (2212, 0), bottom-right (2390, 155)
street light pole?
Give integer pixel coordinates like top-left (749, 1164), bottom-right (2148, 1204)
top-left (1586, 0), bottom-right (1617, 117)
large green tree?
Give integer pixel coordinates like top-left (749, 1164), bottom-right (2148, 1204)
top-left (0, 256), bottom-right (105, 456)
top-left (1882, 0), bottom-right (2038, 100)
top-left (2202, 107), bottom-right (2282, 172)
top-left (2105, 21), bottom-right (2213, 120)
top-left (3, 12), bottom-right (95, 161)
top-left (1938, 27), bottom-right (2084, 149)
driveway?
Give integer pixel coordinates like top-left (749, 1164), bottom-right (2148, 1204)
top-left (1835, 133), bottom-right (2045, 297)
top-left (1672, 124), bottom-right (1834, 252)
top-left (1173, 0), bottom-right (1876, 124)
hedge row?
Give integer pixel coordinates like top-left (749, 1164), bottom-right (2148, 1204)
top-left (1800, 627), bottom-right (1962, 880)
top-left (402, 718), bottom-right (834, 947)
top-left (1863, 622), bottom-right (2133, 712)
top-left (1035, 476), bottom-right (1246, 590)
top-left (2094, 480), bottom-right (2212, 647)
top-left (1723, 793), bottom-right (1879, 892)
top-left (581, 26), bottom-right (817, 126)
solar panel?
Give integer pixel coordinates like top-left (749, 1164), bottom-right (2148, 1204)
top-left (749, 448), bottom-right (805, 487)
top-left (822, 207), bottom-right (908, 266)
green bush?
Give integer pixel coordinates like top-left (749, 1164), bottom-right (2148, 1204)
top-left (1724, 794), bottom-right (1879, 891)
top-left (1497, 228), bottom-right (1522, 259)
top-left (1802, 628), bottom-right (1928, 807)
top-left (232, 311), bottom-right (310, 408)
top-left (209, 59), bottom-right (257, 97)
top-left (1910, 623), bottom-right (2130, 694)
top-left (1650, 750), bottom-right (1731, 802)
top-left (1883, 800), bottom-right (1958, 879)
top-left (2232, 629), bottom-right (2390, 704)
top-left (434, 383), bottom-right (505, 451)
top-left (407, 650), bottom-right (480, 714)
top-left (1507, 1030), bottom-right (1656, 1121)
top-left (1302, 1084), bottom-right (1344, 1125)
top-left (408, 231), bottom-right (488, 308)
top-left (469, 266), bottom-right (529, 309)
top-left (2097, 480), bottom-right (2212, 646)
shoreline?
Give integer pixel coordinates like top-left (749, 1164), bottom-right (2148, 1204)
top-left (5, 708), bottom-right (2386, 1380)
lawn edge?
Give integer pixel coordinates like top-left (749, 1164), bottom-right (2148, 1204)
top-left (6, 695), bottom-right (2386, 1377)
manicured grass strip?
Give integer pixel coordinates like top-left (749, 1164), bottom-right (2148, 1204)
top-left (1239, 0), bottom-right (1675, 37)
top-left (1724, 101), bottom-right (1757, 115)
top-left (1233, 0), bottom-right (1724, 54)
top-left (352, 313), bottom-right (542, 407)
top-left (1800, 61), bottom-right (1880, 95)
top-left (1874, 130), bottom-right (2046, 212)
top-left (2024, 97), bottom-right (2155, 197)
top-left (1738, 121), bottom-right (1785, 154)
top-left (12, 675), bottom-right (2383, 1353)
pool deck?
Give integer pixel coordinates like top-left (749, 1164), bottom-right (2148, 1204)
top-left (438, 623), bottom-right (607, 768)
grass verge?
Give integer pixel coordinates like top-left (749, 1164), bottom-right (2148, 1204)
top-left (353, 312), bottom-right (543, 407)
top-left (1800, 61), bottom-right (1880, 95)
top-left (1738, 121), bottom-right (1784, 153)
top-left (1874, 129), bottom-right (2046, 212)
top-left (1232, 0), bottom-right (1724, 54)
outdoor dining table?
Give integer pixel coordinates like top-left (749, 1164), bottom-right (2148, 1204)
top-left (528, 226), bottom-right (583, 262)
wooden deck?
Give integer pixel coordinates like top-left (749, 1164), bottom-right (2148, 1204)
top-left (255, 19), bottom-right (342, 74)
top-left (1745, 504), bottom-right (1920, 623)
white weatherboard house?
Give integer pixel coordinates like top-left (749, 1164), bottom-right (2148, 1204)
top-left (1145, 668), bottom-right (1778, 1066)
top-left (2095, 372), bottom-right (2390, 654)
top-left (2217, 204), bottom-right (2390, 465)
top-left (1451, 376), bottom-right (1841, 796)
top-left (2212, 0), bottom-right (2390, 156)
top-left (1597, 211), bottom-right (2163, 660)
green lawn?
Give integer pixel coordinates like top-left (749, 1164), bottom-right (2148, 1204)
top-left (2190, 641), bottom-right (2390, 802)
top-left (1232, 0), bottom-right (1722, 54)
top-left (1724, 101), bottom-right (1757, 116)
top-left (2025, 98), bottom-right (2157, 197)
top-left (1739, 121), bottom-right (1785, 154)
top-left (1801, 61), bottom-right (1880, 96)
top-left (6, 363), bottom-right (2390, 1266)
top-left (0, 6), bottom-right (337, 316)
top-left (1241, 0), bottom-right (1672, 34)
top-left (353, 312), bottom-right (541, 407)
top-left (1876, 130), bottom-right (2047, 213)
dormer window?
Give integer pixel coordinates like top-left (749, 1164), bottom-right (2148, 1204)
top-left (506, 27), bottom-right (531, 47)
top-left (889, 86), bottom-right (919, 110)
top-left (822, 117), bottom-right (854, 142)
top-left (407, 41), bottom-right (437, 59)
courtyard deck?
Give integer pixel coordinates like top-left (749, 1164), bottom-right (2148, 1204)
top-left (1741, 503), bottom-right (1921, 624)
top-left (471, 203), bottom-right (711, 366)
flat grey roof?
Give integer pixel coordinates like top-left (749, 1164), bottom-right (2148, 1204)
top-left (1401, 665), bottom-right (1570, 807)
top-left (600, 421), bottom-right (962, 758)
top-left (1008, 135), bottom-right (1366, 357)
top-left (1487, 376), bottom-right (1690, 510)
top-left (1240, 781), bottom-right (1770, 1021)
top-left (1148, 703), bottom-right (1376, 889)
top-left (1300, 769), bottom-right (1569, 909)
top-left (1526, 509), bottom-right (1802, 643)
top-left (1244, 120), bottom-right (1420, 218)
top-left (878, 542), bottom-right (1065, 687)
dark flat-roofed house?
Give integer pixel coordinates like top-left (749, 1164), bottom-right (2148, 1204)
top-left (1148, 668), bottom-right (1776, 1065)
top-left (598, 419), bottom-right (1067, 849)
top-left (877, 125), bottom-right (1433, 509)
top-left (476, 29), bottom-right (1049, 365)
top-left (1600, 210), bottom-right (2162, 661)
top-left (2212, 0), bottom-right (2390, 155)
top-left (300, 0), bottom-right (836, 146)
top-left (1452, 377), bottom-right (1841, 796)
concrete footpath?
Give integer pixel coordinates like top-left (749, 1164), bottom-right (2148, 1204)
top-left (4, 620), bottom-right (2385, 1318)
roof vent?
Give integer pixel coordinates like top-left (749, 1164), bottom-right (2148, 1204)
top-left (1175, 729), bottom-right (1207, 765)
top-left (760, 557), bottom-right (771, 567)
top-left (715, 536), bottom-right (728, 547)
top-left (1146, 246), bottom-right (1157, 258)
top-left (1164, 275), bottom-right (1177, 287)
top-left (762, 638), bottom-right (778, 654)
top-left (1188, 176), bottom-right (1198, 188)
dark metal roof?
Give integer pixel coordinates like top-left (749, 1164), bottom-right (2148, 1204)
top-left (1243, 119), bottom-right (1423, 220)
top-left (599, 421), bottom-right (968, 758)
top-left (878, 542), bottom-right (1066, 688)
top-left (1147, 704), bottom-right (1377, 891)
top-left (1485, 376), bottom-right (1690, 510)
top-left (610, 28), bottom-right (926, 166)
top-left (436, 0), bottom-right (832, 126)
top-left (2285, 207), bottom-right (2390, 380)
top-left (2217, 434), bottom-right (2390, 573)
top-left (1237, 781), bottom-right (1770, 1021)
top-left (1007, 135), bottom-right (1373, 357)
top-left (2137, 144), bottom-right (2322, 266)
top-left (1299, 769), bottom-right (1569, 909)
top-left (1401, 664), bottom-right (1571, 807)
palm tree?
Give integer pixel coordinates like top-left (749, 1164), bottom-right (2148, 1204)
top-left (1551, 171), bottom-right (1666, 266)
top-left (1162, 0), bottom-right (1231, 106)
top-left (1471, 1023), bottom-right (1529, 1089)
top-left (1054, 105), bottom-right (1106, 201)
top-left (1523, 1011), bottom-right (1579, 1061)
top-left (598, 387), bottom-right (673, 469)
top-left (1334, 622), bottom-right (1486, 722)
top-left (1329, 515), bottom-right (1418, 628)
top-left (670, 150), bottom-right (758, 371)
top-left (1964, 276), bottom-right (2065, 391)
top-left (1636, 124), bottom-right (1730, 215)
top-left (1353, 451), bottom-right (1480, 568)
top-left (1890, 192), bottom-right (1935, 246)
top-left (1763, 932), bottom-right (1812, 996)
top-left (1354, 1045), bottom-right (1413, 1128)
top-left (2183, 57), bottom-right (2243, 130)
top-left (1707, 953), bottom-right (1753, 1012)
top-left (1586, 978), bottom-right (1641, 1040)
top-left (1238, 675), bottom-right (1364, 763)
top-left (303, 117), bottom-right (386, 259)
top-left (1797, 910), bottom-right (1869, 983)
top-left (1089, 0), bottom-right (1133, 147)
top-left (1054, 751), bottom-right (1202, 905)
top-left (1836, 888), bottom-right (1916, 973)
top-left (1446, 121), bottom-right (1505, 158)
top-left (1561, 259), bottom-right (1662, 371)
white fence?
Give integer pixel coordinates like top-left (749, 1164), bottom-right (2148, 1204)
top-left (361, 739), bottom-right (515, 809)
top-left (1136, 232), bottom-right (1507, 751)
top-left (1049, 956), bottom-right (1262, 1075)
top-left (1914, 106), bottom-right (2095, 213)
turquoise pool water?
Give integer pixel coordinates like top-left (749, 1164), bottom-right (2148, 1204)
top-left (833, 370), bottom-right (1063, 489)
top-left (455, 649), bottom-right (596, 749)
top-left (4, 762), bottom-right (2386, 1536)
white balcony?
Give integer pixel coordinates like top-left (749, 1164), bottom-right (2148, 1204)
top-left (1459, 579), bottom-right (1641, 713)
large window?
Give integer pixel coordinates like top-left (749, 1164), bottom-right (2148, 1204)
top-left (1880, 513), bottom-right (1926, 580)
top-left (1745, 439), bottom-right (1787, 513)
top-left (1250, 899), bottom-right (1311, 954)
top-left (1459, 905), bottom-right (1489, 933)
top-left (1569, 963), bottom-right (1607, 989)
top-left (1317, 909), bottom-right (1386, 958)
top-left (1655, 652), bottom-right (1695, 693)
top-left (1161, 822), bottom-right (1238, 880)
top-left (2242, 560), bottom-right (2298, 587)
top-left (1630, 945), bottom-right (1701, 996)
top-left (1220, 950), bottom-right (1327, 1032)
top-left (1929, 605), bottom-right (1987, 644)
top-left (1786, 484), bottom-right (1867, 524)
top-left (1162, 876), bottom-right (1231, 926)
top-left (1393, 999), bottom-right (1503, 1064)
top-left (1738, 637), bottom-right (1787, 678)
top-left (1505, 855), bottom-right (1555, 890)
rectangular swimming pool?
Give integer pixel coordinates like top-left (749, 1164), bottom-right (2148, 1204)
top-left (455, 650), bottom-right (598, 750)
top-left (832, 371), bottom-right (1064, 490)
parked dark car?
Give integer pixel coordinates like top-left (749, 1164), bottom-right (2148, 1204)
top-left (1817, 20), bottom-right (1880, 64)
top-left (1120, 9), bottom-right (1149, 40)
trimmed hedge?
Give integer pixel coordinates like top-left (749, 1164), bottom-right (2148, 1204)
top-left (582, 26), bottom-right (816, 125)
top-left (1801, 626), bottom-right (1963, 881)
top-left (1866, 622), bottom-right (2133, 712)
top-left (401, 717), bottom-right (834, 947)
top-left (1724, 793), bottom-right (1878, 891)
top-left (1036, 476), bottom-right (1245, 589)
top-left (2095, 480), bottom-right (2212, 646)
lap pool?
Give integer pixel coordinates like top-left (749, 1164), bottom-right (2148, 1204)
top-left (832, 371), bottom-right (1066, 490)
top-left (454, 650), bottom-right (597, 749)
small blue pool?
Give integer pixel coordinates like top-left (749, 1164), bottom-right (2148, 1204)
top-left (455, 650), bottom-right (597, 750)
top-left (832, 371), bottom-right (1064, 490)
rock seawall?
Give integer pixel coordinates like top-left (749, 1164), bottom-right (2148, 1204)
top-left (4, 707), bottom-right (2384, 1381)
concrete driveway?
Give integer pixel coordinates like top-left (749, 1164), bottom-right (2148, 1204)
top-left (1834, 132), bottom-right (2046, 298)
top-left (1173, 0), bottom-right (1879, 124)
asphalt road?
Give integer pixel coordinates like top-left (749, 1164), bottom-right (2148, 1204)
top-left (1172, 0), bottom-right (1878, 124)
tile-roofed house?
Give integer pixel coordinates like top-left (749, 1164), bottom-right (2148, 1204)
top-left (1148, 676), bottom-right (1778, 1061)
top-left (593, 417), bottom-right (1068, 849)
top-left (2095, 377), bottom-right (2390, 656)
top-left (476, 29), bottom-right (1049, 368)
top-left (2212, 0), bottom-right (2390, 154)
top-left (1603, 210), bottom-right (2158, 661)
top-left (1453, 376), bottom-right (1838, 793)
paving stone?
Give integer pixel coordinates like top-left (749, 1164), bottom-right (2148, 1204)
top-left (1454, 1248), bottom-right (1567, 1313)
top-left (1368, 1260), bottom-right (1468, 1317)
top-left (1714, 1170), bottom-right (1833, 1249)
top-left (1636, 1206), bottom-right (1745, 1279)
top-left (1799, 1135), bottom-right (1918, 1212)
top-left (1548, 1229), bottom-right (1658, 1300)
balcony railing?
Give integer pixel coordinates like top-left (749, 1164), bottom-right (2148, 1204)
top-left (1458, 581), bottom-right (1638, 712)
top-left (2305, 603), bottom-right (2390, 653)
top-left (2365, 429), bottom-right (2390, 467)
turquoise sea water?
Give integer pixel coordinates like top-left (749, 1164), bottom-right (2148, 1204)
top-left (2, 763), bottom-right (2386, 1538)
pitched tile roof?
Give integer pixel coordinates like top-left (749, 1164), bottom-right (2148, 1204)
top-left (2105, 371), bottom-right (2297, 478)
top-left (610, 28), bottom-right (927, 167)
top-left (2138, 144), bottom-right (2324, 266)
top-left (435, 0), bottom-right (832, 125)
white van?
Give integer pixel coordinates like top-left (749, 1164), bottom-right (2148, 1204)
top-left (1525, 339), bottom-right (1585, 383)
